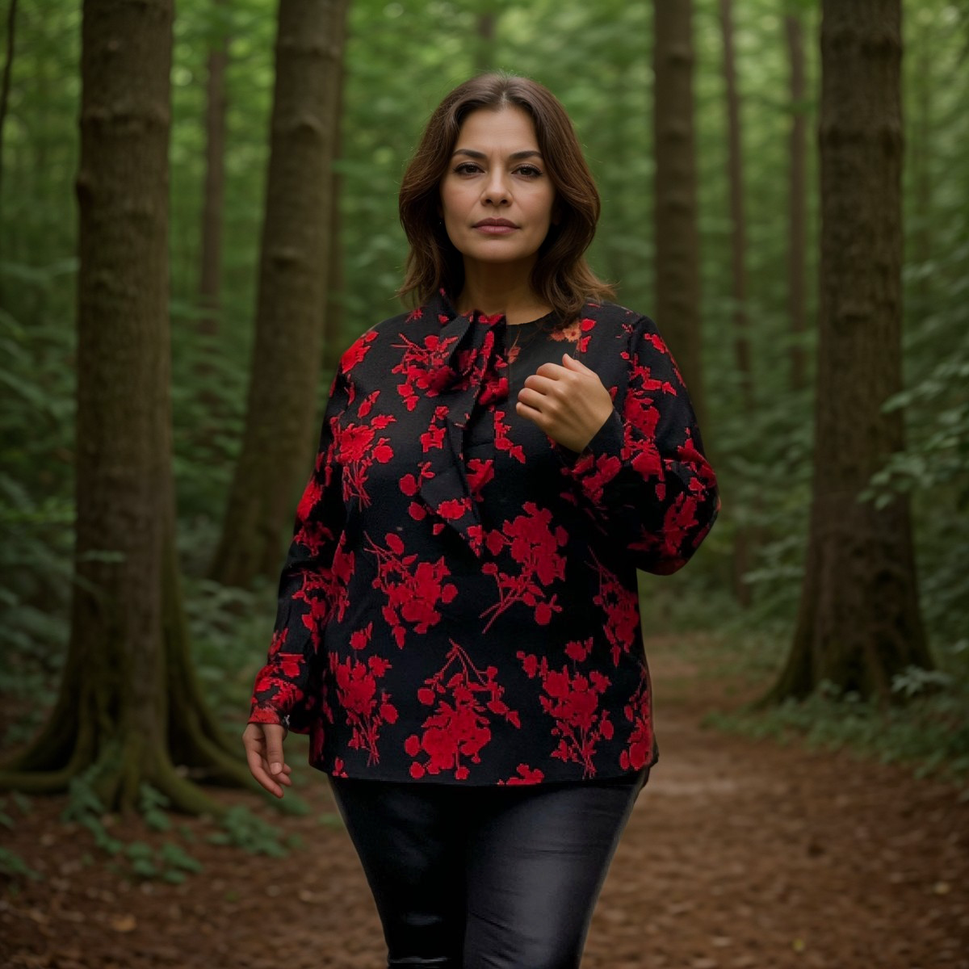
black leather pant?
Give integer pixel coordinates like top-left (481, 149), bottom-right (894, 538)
top-left (328, 768), bottom-right (648, 969)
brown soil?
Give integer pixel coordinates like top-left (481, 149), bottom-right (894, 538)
top-left (2, 640), bottom-right (967, 969)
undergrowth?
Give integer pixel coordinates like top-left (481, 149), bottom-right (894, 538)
top-left (0, 760), bottom-right (324, 890)
top-left (0, 793), bottom-right (40, 883)
top-left (642, 538), bottom-right (969, 788)
top-left (697, 627), bottom-right (969, 787)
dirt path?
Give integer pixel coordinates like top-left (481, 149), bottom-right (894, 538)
top-left (2, 643), bottom-right (967, 969)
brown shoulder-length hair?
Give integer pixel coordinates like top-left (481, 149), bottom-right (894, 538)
top-left (397, 72), bottom-right (614, 323)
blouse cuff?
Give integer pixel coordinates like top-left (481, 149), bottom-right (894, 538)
top-left (556, 410), bottom-right (625, 509)
top-left (248, 703), bottom-right (286, 726)
top-left (575, 410), bottom-right (624, 466)
top-left (556, 409), bottom-right (623, 467)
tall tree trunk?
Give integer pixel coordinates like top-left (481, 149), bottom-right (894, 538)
top-left (475, 4), bottom-right (496, 74)
top-left (768, 0), bottom-right (931, 703)
top-left (0, 0), bottom-right (207, 812)
top-left (198, 0), bottom-right (229, 337)
top-left (209, 0), bottom-right (348, 589)
top-left (652, 0), bottom-right (705, 430)
top-left (909, 16), bottom-right (932, 311)
top-left (322, 51), bottom-right (346, 374)
top-left (0, 0), bottom-right (247, 813)
top-left (191, 0), bottom-right (231, 462)
top-left (785, 12), bottom-right (808, 394)
top-left (719, 0), bottom-right (754, 606)
top-left (0, 0), bottom-right (18, 309)
top-left (0, 0), bottom-right (13, 170)
top-left (719, 0), bottom-right (752, 410)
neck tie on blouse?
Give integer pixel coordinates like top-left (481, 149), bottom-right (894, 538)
top-left (414, 292), bottom-right (510, 557)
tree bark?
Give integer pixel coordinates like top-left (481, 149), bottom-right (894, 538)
top-left (190, 0), bottom-right (232, 460)
top-left (652, 0), bottom-right (705, 430)
top-left (0, 0), bottom-right (14, 172)
top-left (210, 0), bottom-right (348, 589)
top-left (909, 16), bottom-right (932, 311)
top-left (719, 0), bottom-right (754, 606)
top-left (475, 5), bottom-right (496, 74)
top-left (322, 51), bottom-right (346, 374)
top-left (785, 12), bottom-right (808, 393)
top-left (719, 0), bottom-right (752, 412)
top-left (0, 0), bottom-right (247, 814)
top-left (769, 0), bottom-right (931, 703)
top-left (0, 0), bottom-right (18, 308)
top-left (198, 0), bottom-right (229, 337)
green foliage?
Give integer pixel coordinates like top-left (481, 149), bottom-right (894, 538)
top-left (869, 226), bottom-right (969, 506)
top-left (62, 763), bottom-right (123, 856)
top-left (272, 789), bottom-right (312, 817)
top-left (0, 297), bottom-right (75, 746)
top-left (0, 847), bottom-right (41, 883)
top-left (50, 759), bottom-right (304, 879)
top-left (58, 765), bottom-right (205, 882)
top-left (181, 576), bottom-right (274, 716)
top-left (124, 840), bottom-right (202, 884)
top-left (124, 841), bottom-right (161, 879)
top-left (0, 792), bottom-right (31, 834)
top-left (159, 842), bottom-right (204, 877)
top-left (168, 300), bottom-right (250, 540)
top-left (138, 783), bottom-right (173, 833)
top-left (706, 681), bottom-right (969, 783)
top-left (206, 805), bottom-right (289, 857)
top-left (705, 635), bottom-right (969, 784)
top-left (891, 664), bottom-right (954, 700)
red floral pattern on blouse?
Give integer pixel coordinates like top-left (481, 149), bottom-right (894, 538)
top-left (518, 639), bottom-right (614, 778)
top-left (405, 641), bottom-right (521, 781)
top-left (621, 666), bottom-right (655, 772)
top-left (480, 502), bottom-right (567, 631)
top-left (249, 291), bottom-right (718, 784)
top-left (328, 652), bottom-right (398, 765)
top-left (364, 532), bottom-right (458, 648)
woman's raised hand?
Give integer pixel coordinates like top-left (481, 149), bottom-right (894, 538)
top-left (516, 354), bottom-right (614, 454)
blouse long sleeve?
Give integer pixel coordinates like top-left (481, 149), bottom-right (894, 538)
top-left (561, 315), bottom-right (719, 575)
top-left (248, 369), bottom-right (350, 732)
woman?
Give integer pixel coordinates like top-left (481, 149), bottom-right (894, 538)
top-left (243, 72), bottom-right (718, 969)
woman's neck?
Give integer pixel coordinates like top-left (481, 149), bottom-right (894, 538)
top-left (455, 263), bottom-right (551, 326)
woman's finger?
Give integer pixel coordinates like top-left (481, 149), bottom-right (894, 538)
top-left (561, 353), bottom-right (593, 373)
top-left (262, 723), bottom-right (288, 777)
top-left (242, 723), bottom-right (287, 798)
top-left (517, 386), bottom-right (556, 413)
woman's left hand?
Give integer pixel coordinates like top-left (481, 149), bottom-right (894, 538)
top-left (516, 354), bottom-right (614, 454)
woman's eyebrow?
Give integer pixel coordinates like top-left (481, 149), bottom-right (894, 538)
top-left (451, 148), bottom-right (544, 161)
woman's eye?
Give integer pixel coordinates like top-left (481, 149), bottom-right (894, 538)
top-left (516, 165), bottom-right (543, 178)
top-left (454, 163), bottom-right (482, 175)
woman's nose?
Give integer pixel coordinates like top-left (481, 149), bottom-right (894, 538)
top-left (481, 171), bottom-right (510, 205)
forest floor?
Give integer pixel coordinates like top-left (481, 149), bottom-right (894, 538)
top-left (1, 636), bottom-right (967, 969)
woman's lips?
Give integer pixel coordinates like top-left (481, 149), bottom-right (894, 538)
top-left (473, 221), bottom-right (518, 235)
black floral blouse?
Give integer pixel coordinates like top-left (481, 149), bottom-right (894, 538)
top-left (249, 290), bottom-right (719, 785)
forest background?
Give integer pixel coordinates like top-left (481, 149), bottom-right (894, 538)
top-left (0, 0), bottom-right (968, 827)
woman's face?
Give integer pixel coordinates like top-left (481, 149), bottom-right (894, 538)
top-left (439, 106), bottom-right (556, 278)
